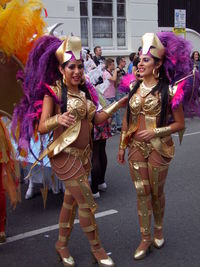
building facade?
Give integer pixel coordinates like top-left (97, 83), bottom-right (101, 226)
top-left (43, 0), bottom-right (200, 56)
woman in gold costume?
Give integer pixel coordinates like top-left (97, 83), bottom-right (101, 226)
top-left (117, 32), bottom-right (198, 260)
top-left (12, 35), bottom-right (127, 267)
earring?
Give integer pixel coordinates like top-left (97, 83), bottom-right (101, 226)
top-left (80, 75), bottom-right (86, 85)
top-left (153, 69), bottom-right (160, 79)
top-left (62, 75), bottom-right (66, 85)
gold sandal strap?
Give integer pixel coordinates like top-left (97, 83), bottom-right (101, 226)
top-left (78, 210), bottom-right (90, 218)
top-left (82, 225), bottom-right (96, 233)
top-left (58, 235), bottom-right (67, 242)
top-left (63, 202), bottom-right (73, 209)
top-left (79, 203), bottom-right (90, 209)
top-left (59, 222), bottom-right (70, 228)
top-left (89, 239), bottom-right (99, 245)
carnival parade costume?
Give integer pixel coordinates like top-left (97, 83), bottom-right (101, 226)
top-left (119, 32), bottom-right (200, 260)
top-left (0, 116), bottom-right (20, 243)
top-left (11, 34), bottom-right (126, 266)
top-left (0, 0), bottom-right (47, 242)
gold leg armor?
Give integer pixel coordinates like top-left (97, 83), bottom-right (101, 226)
top-left (56, 188), bottom-right (77, 266)
top-left (148, 163), bottom-right (169, 248)
top-left (58, 189), bottom-right (77, 244)
top-left (129, 161), bottom-right (152, 236)
top-left (129, 160), bottom-right (153, 260)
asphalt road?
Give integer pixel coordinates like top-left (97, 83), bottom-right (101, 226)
top-left (1, 117), bottom-right (200, 267)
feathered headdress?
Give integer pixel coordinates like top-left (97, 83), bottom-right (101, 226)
top-left (0, 0), bottom-right (46, 64)
top-left (156, 32), bottom-right (200, 116)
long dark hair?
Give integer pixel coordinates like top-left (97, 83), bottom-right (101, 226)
top-left (60, 61), bottom-right (91, 113)
top-left (127, 58), bottom-right (169, 127)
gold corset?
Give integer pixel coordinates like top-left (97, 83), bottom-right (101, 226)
top-left (50, 80), bottom-right (96, 122)
top-left (67, 91), bottom-right (96, 122)
top-left (129, 92), bottom-right (161, 116)
top-left (127, 91), bottom-right (174, 159)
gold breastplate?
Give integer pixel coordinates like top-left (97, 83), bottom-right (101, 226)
top-left (50, 80), bottom-right (96, 122)
top-left (129, 92), bottom-right (161, 116)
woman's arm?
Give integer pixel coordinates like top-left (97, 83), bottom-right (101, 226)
top-left (108, 68), bottom-right (118, 82)
top-left (136, 104), bottom-right (185, 142)
top-left (117, 109), bottom-right (128, 165)
top-left (38, 95), bottom-right (76, 134)
top-left (94, 95), bottom-right (128, 125)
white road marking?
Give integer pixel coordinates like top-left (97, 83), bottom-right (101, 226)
top-left (1, 209), bottom-right (118, 245)
top-left (173, 131), bottom-right (200, 137)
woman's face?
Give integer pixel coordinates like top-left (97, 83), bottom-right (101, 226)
top-left (61, 60), bottom-right (84, 87)
top-left (138, 54), bottom-right (158, 78)
top-left (194, 52), bottom-right (199, 61)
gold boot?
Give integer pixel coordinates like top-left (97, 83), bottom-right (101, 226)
top-left (92, 248), bottom-right (115, 267)
top-left (153, 237), bottom-right (165, 249)
top-left (134, 239), bottom-right (153, 260)
top-left (130, 161), bottom-right (153, 260)
top-left (56, 245), bottom-right (75, 267)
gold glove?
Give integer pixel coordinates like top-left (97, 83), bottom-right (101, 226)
top-left (119, 131), bottom-right (127, 150)
top-left (153, 126), bottom-right (171, 137)
top-left (103, 101), bottom-right (120, 116)
top-left (44, 114), bottom-right (59, 132)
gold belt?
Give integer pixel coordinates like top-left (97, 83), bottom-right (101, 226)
top-left (63, 144), bottom-right (91, 165)
top-left (129, 139), bottom-right (153, 159)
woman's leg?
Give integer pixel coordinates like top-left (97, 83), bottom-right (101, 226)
top-left (55, 186), bottom-right (77, 262)
top-left (128, 149), bottom-right (152, 259)
top-left (64, 173), bottom-right (114, 265)
top-left (0, 163), bottom-right (6, 242)
top-left (148, 151), bottom-right (170, 247)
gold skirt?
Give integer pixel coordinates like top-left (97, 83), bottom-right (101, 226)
top-left (50, 144), bottom-right (91, 181)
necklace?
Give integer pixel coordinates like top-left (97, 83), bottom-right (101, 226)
top-left (140, 82), bottom-right (157, 98)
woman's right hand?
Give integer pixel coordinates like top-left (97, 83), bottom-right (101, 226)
top-left (57, 111), bottom-right (76, 128)
top-left (117, 149), bottom-right (126, 165)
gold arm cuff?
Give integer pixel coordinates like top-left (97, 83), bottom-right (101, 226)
top-left (103, 101), bottom-right (120, 116)
top-left (119, 131), bottom-right (127, 150)
top-left (44, 114), bottom-right (59, 132)
top-left (153, 126), bottom-right (171, 137)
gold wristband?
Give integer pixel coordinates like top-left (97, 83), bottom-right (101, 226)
top-left (44, 114), bottom-right (59, 132)
top-left (153, 126), bottom-right (171, 137)
top-left (103, 101), bottom-right (120, 116)
top-left (119, 131), bottom-right (127, 150)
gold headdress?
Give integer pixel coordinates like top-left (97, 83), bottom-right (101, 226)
top-left (56, 36), bottom-right (82, 65)
top-left (142, 33), bottom-right (165, 59)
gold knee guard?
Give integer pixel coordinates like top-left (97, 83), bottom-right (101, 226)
top-left (130, 161), bottom-right (152, 236)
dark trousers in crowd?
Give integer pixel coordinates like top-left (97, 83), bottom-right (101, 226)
top-left (91, 140), bottom-right (107, 194)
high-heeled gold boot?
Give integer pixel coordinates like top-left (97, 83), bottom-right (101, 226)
top-left (91, 248), bottom-right (115, 267)
top-left (56, 245), bottom-right (75, 267)
top-left (134, 238), bottom-right (153, 260)
top-left (130, 161), bottom-right (153, 260)
top-left (153, 225), bottom-right (165, 248)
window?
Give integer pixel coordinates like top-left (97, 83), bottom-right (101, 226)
top-left (80, 0), bottom-right (126, 49)
top-left (158, 0), bottom-right (200, 34)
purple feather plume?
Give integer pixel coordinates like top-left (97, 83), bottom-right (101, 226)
top-left (118, 73), bottom-right (136, 93)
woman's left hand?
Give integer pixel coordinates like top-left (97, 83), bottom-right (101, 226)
top-left (118, 95), bottom-right (129, 108)
top-left (136, 129), bottom-right (155, 142)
